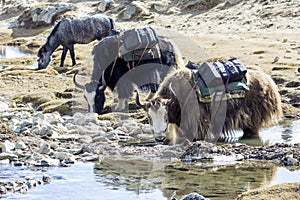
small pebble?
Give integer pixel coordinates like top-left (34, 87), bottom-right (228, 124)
top-left (42, 175), bottom-right (51, 184)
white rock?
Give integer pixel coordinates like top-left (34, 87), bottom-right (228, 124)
top-left (15, 141), bottom-right (27, 150)
top-left (53, 152), bottom-right (74, 161)
top-left (2, 140), bottom-right (15, 153)
top-left (0, 152), bottom-right (18, 160)
top-left (38, 143), bottom-right (51, 154)
top-left (0, 101), bottom-right (9, 112)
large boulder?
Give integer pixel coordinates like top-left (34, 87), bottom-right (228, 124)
top-left (16, 3), bottom-right (77, 29)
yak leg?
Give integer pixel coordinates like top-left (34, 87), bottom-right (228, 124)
top-left (69, 44), bottom-right (76, 66)
top-left (60, 46), bottom-right (68, 67)
top-left (61, 46), bottom-right (68, 67)
top-left (115, 79), bottom-right (132, 111)
top-left (242, 127), bottom-right (260, 139)
top-left (165, 123), bottom-right (187, 145)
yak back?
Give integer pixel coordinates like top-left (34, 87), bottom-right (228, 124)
top-left (56, 16), bottom-right (113, 45)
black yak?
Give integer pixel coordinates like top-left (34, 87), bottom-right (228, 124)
top-left (73, 29), bottom-right (184, 114)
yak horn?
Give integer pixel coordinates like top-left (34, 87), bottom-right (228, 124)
top-left (99, 71), bottom-right (107, 91)
top-left (169, 82), bottom-right (176, 97)
top-left (73, 71), bottom-right (85, 90)
top-left (135, 89), bottom-right (148, 111)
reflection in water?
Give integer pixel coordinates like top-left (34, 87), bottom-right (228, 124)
top-left (219, 120), bottom-right (300, 146)
top-left (0, 45), bottom-right (34, 59)
top-left (260, 120), bottom-right (300, 145)
top-left (2, 160), bottom-right (300, 200)
top-left (93, 158), bottom-right (283, 200)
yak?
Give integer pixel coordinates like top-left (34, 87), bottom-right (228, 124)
top-left (37, 15), bottom-right (115, 69)
top-left (136, 65), bottom-right (283, 144)
top-left (73, 31), bottom-right (184, 114)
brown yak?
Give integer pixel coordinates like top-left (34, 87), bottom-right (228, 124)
top-left (136, 65), bottom-right (283, 144)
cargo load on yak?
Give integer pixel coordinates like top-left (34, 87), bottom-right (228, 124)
top-left (119, 27), bottom-right (161, 62)
top-left (186, 58), bottom-right (249, 103)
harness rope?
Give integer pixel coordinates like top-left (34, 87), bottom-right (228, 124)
top-left (180, 74), bottom-right (202, 112)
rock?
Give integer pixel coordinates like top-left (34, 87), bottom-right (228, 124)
top-left (122, 1), bottom-right (151, 20)
top-left (15, 141), bottom-right (27, 150)
top-left (25, 180), bottom-right (37, 189)
top-left (93, 135), bottom-right (110, 143)
top-left (82, 155), bottom-right (99, 162)
top-left (17, 3), bottom-right (77, 29)
top-left (1, 140), bottom-right (15, 153)
top-left (38, 143), bottom-right (51, 154)
top-left (141, 125), bottom-right (153, 134)
top-left (226, 0), bottom-right (242, 6)
top-left (0, 101), bottom-right (9, 112)
top-left (98, 0), bottom-right (115, 12)
top-left (42, 175), bottom-right (51, 184)
top-left (272, 56), bottom-right (280, 64)
top-left (0, 152), bottom-right (18, 160)
top-left (0, 185), bottom-right (7, 195)
top-left (151, 1), bottom-right (170, 13)
top-left (284, 55), bottom-right (292, 59)
top-left (175, 192), bottom-right (209, 200)
top-left (53, 151), bottom-right (74, 161)
top-left (78, 135), bottom-right (93, 143)
top-left (73, 112), bottom-right (99, 126)
top-left (39, 158), bottom-right (60, 167)
top-left (286, 49), bottom-right (292, 53)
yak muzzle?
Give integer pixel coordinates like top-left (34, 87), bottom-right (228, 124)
top-left (154, 132), bottom-right (166, 142)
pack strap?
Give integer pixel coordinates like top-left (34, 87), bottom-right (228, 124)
top-left (136, 34), bottom-right (150, 66)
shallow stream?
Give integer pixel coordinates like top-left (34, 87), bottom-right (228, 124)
top-left (0, 120), bottom-right (299, 200)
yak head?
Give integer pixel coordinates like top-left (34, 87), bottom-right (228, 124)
top-left (37, 45), bottom-right (52, 69)
top-left (73, 71), bottom-right (107, 114)
top-left (135, 87), bottom-right (181, 143)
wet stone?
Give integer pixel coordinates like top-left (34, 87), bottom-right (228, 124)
top-left (0, 185), bottom-right (7, 195)
top-left (42, 175), bottom-right (51, 184)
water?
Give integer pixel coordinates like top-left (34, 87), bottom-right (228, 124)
top-left (1, 160), bottom-right (300, 200)
top-left (0, 45), bottom-right (38, 70)
top-left (220, 119), bottom-right (300, 146)
top-left (0, 45), bottom-right (34, 60)
top-left (260, 120), bottom-right (300, 145)
top-left (0, 120), bottom-right (299, 199)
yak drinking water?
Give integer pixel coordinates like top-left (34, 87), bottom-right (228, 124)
top-left (73, 28), bottom-right (184, 114)
top-left (136, 61), bottom-right (283, 144)
top-left (37, 15), bottom-right (115, 69)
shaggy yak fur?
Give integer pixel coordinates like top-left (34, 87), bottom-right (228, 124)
top-left (136, 66), bottom-right (283, 144)
top-left (37, 15), bottom-right (115, 69)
